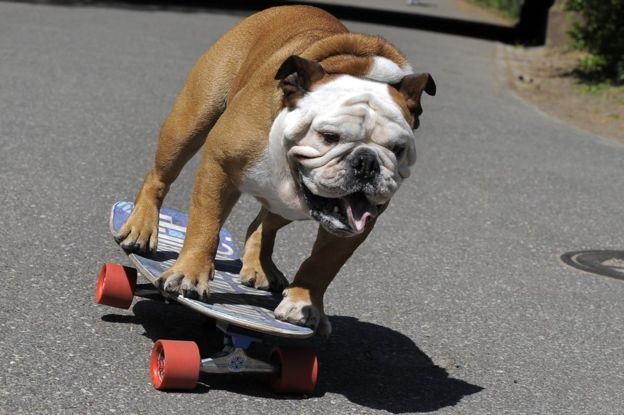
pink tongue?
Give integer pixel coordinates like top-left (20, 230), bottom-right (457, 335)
top-left (344, 195), bottom-right (378, 232)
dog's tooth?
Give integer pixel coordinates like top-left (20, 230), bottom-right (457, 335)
top-left (333, 205), bottom-right (340, 213)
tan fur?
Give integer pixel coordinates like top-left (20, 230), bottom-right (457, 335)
top-left (303, 33), bottom-right (408, 75)
top-left (240, 208), bottom-right (291, 291)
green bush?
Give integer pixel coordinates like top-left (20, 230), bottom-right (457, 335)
top-left (565, 0), bottom-right (624, 84)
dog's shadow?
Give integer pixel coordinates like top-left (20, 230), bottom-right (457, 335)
top-left (316, 316), bottom-right (483, 413)
top-left (102, 301), bottom-right (482, 413)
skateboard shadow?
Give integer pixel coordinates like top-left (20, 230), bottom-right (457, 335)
top-left (103, 302), bottom-right (482, 412)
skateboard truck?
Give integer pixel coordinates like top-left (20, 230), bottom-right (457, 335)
top-left (200, 323), bottom-right (276, 375)
top-left (201, 345), bottom-right (275, 374)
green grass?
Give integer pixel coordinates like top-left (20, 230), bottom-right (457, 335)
top-left (580, 82), bottom-right (611, 95)
top-left (578, 82), bottom-right (624, 119)
top-left (467, 0), bottom-right (523, 21)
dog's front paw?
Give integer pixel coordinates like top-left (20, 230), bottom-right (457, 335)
top-left (115, 202), bottom-right (160, 254)
top-left (240, 259), bottom-right (289, 292)
top-left (274, 287), bottom-right (332, 336)
top-left (159, 259), bottom-right (214, 300)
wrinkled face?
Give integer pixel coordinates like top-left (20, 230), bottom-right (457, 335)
top-left (280, 75), bottom-right (416, 236)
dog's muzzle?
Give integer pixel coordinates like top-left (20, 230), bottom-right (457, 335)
top-left (299, 149), bottom-right (384, 236)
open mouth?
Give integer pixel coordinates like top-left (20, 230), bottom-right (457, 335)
top-left (300, 179), bottom-right (380, 235)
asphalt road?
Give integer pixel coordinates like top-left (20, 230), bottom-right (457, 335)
top-left (1, 1), bottom-right (623, 414)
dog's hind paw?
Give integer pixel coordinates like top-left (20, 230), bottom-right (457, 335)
top-left (240, 260), bottom-right (289, 292)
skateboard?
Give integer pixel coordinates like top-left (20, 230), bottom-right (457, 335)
top-left (95, 201), bottom-right (318, 394)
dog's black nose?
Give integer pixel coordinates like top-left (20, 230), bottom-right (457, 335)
top-left (350, 150), bottom-right (380, 181)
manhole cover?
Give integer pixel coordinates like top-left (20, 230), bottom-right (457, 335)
top-left (561, 250), bottom-right (624, 281)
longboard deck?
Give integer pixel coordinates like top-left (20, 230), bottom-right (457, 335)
top-left (110, 201), bottom-right (314, 339)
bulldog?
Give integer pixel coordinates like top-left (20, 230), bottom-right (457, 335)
top-left (115, 5), bottom-right (435, 336)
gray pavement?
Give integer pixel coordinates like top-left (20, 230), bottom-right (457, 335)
top-left (1, 1), bottom-right (623, 414)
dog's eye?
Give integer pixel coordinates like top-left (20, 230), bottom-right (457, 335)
top-left (321, 132), bottom-right (340, 145)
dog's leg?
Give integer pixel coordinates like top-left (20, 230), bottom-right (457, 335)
top-left (115, 140), bottom-right (196, 254)
top-left (240, 208), bottom-right (291, 292)
top-left (159, 149), bottom-right (241, 300)
top-left (115, 53), bottom-right (231, 254)
top-left (274, 220), bottom-right (376, 336)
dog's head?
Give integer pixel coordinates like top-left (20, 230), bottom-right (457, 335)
top-left (273, 55), bottom-right (435, 236)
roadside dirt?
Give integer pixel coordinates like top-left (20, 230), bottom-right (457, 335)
top-left (456, 0), bottom-right (624, 144)
top-left (501, 46), bottom-right (624, 144)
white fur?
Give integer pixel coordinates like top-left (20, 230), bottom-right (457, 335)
top-left (239, 121), bottom-right (309, 221)
top-left (367, 56), bottom-right (413, 84)
top-left (274, 289), bottom-right (332, 336)
top-left (240, 75), bottom-right (415, 220)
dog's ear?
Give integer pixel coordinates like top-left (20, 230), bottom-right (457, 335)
top-left (275, 55), bottom-right (326, 108)
top-left (396, 73), bottom-right (436, 129)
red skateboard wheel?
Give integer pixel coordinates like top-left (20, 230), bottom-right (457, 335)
top-left (270, 347), bottom-right (318, 395)
top-left (95, 263), bottom-right (137, 309)
top-left (150, 340), bottom-right (200, 390)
